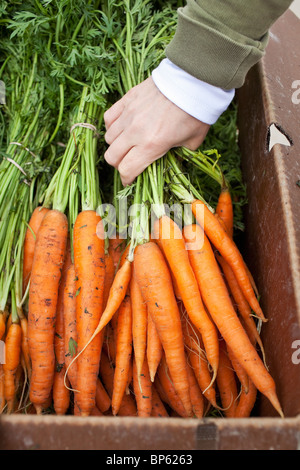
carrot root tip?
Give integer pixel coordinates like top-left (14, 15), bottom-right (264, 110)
top-left (35, 405), bottom-right (43, 415)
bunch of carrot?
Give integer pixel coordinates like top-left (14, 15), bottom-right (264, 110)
top-left (0, 165), bottom-right (283, 418)
top-left (0, 0), bottom-right (283, 420)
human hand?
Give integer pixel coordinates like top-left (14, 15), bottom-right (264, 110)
top-left (104, 77), bottom-right (210, 186)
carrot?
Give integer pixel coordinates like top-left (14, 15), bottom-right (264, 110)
top-left (22, 206), bottom-right (50, 295)
top-left (0, 313), bottom-right (5, 341)
top-left (63, 264), bottom-right (78, 392)
top-left (111, 293), bottom-right (133, 415)
top-left (235, 379), bottom-right (257, 418)
top-left (100, 352), bottom-right (137, 416)
top-left (147, 310), bottom-right (163, 382)
top-left (53, 240), bottom-right (72, 415)
top-left (108, 235), bottom-right (126, 269)
top-left (19, 315), bottom-right (31, 382)
top-left (134, 241), bottom-right (192, 417)
top-left (226, 344), bottom-right (249, 394)
top-left (5, 313), bottom-right (12, 338)
top-left (125, 358), bottom-right (133, 395)
top-left (153, 215), bottom-right (219, 384)
top-left (157, 354), bottom-right (188, 418)
top-left (154, 376), bottom-right (171, 408)
top-left (152, 234), bottom-right (182, 300)
top-left (90, 405), bottom-right (103, 416)
top-left (186, 357), bottom-right (204, 418)
top-left (151, 385), bottom-right (169, 417)
top-left (179, 304), bottom-right (205, 358)
top-left (191, 199), bottom-right (266, 322)
top-left (216, 339), bottom-right (238, 417)
top-left (216, 253), bottom-right (265, 359)
top-left (3, 322), bottom-right (22, 413)
top-left (216, 186), bottom-right (234, 239)
top-left (133, 356), bottom-right (152, 417)
top-left (183, 224), bottom-right (283, 417)
top-left (67, 255), bottom-right (132, 381)
top-left (185, 341), bottom-right (218, 409)
top-left (215, 193), bottom-right (259, 298)
top-left (28, 209), bottom-right (68, 414)
top-left (73, 210), bottom-right (106, 416)
top-left (88, 258), bottom-right (132, 339)
top-left (15, 359), bottom-right (25, 412)
top-left (102, 323), bottom-right (116, 365)
top-left (130, 264), bottom-right (147, 378)
top-left (95, 377), bottom-right (111, 413)
top-left (103, 252), bottom-right (115, 309)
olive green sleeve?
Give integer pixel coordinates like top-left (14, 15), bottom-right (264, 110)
top-left (166, 0), bottom-right (293, 89)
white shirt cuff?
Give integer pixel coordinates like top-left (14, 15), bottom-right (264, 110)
top-left (151, 58), bottom-right (235, 125)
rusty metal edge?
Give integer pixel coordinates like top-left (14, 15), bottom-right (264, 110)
top-left (1, 414), bottom-right (300, 451)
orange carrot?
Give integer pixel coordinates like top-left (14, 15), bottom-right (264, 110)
top-left (183, 223), bottom-right (283, 417)
top-left (95, 377), bottom-right (111, 413)
top-left (102, 323), bottom-right (116, 365)
top-left (3, 322), bottom-right (22, 413)
top-left (186, 357), bottom-right (204, 418)
top-left (90, 405), bottom-right (103, 416)
top-left (130, 264), bottom-right (147, 378)
top-left (87, 258), bottom-right (132, 340)
top-left (157, 354), bottom-right (188, 418)
top-left (147, 310), bottom-right (163, 382)
top-left (111, 294), bottom-right (133, 415)
top-left (154, 376), bottom-right (171, 408)
top-left (53, 240), bottom-right (72, 415)
top-left (216, 253), bottom-right (265, 358)
top-left (133, 356), bottom-right (152, 417)
top-left (22, 206), bottom-right (50, 295)
top-left (152, 234), bottom-right (182, 300)
top-left (216, 186), bottom-right (234, 239)
top-left (215, 193), bottom-right (259, 298)
top-left (73, 210), bottom-right (106, 416)
top-left (18, 314), bottom-right (31, 382)
top-left (235, 379), bottom-right (257, 418)
top-left (134, 241), bottom-right (192, 416)
top-left (5, 313), bottom-right (12, 338)
top-left (153, 215), bottom-right (219, 384)
top-left (226, 344), bottom-right (249, 395)
top-left (28, 209), bottom-right (68, 414)
top-left (103, 252), bottom-right (115, 310)
top-left (185, 340), bottom-right (218, 409)
top-left (108, 235), bottom-right (126, 269)
top-left (191, 199), bottom-right (266, 322)
top-left (66, 255), bottom-right (132, 381)
top-left (216, 339), bottom-right (238, 417)
top-left (100, 352), bottom-right (137, 416)
top-left (63, 264), bottom-right (78, 391)
top-left (125, 356), bottom-right (133, 395)
top-left (151, 385), bottom-right (169, 417)
top-left (0, 313), bottom-right (5, 341)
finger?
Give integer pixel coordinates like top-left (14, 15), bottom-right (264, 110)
top-left (104, 132), bottom-right (133, 168)
top-left (103, 97), bottom-right (125, 129)
top-left (118, 147), bottom-right (164, 187)
top-left (104, 115), bottom-right (125, 145)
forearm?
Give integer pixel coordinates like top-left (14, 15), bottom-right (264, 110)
top-left (166, 0), bottom-right (293, 89)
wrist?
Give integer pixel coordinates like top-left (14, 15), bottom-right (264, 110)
top-left (151, 58), bottom-right (235, 125)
